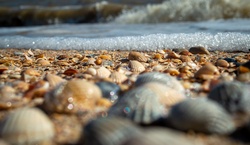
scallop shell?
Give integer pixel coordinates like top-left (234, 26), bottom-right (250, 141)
top-left (96, 66), bottom-right (111, 79)
top-left (134, 72), bottom-right (185, 94)
top-left (128, 51), bottom-right (147, 62)
top-left (81, 117), bottom-right (142, 145)
top-left (208, 81), bottom-right (250, 114)
top-left (142, 82), bottom-right (186, 108)
top-left (44, 79), bottom-right (102, 113)
top-left (108, 86), bottom-right (164, 124)
top-left (0, 107), bottom-right (55, 145)
top-left (122, 127), bottom-right (202, 145)
top-left (128, 60), bottom-right (145, 73)
top-left (44, 73), bottom-right (66, 88)
top-left (167, 98), bottom-right (235, 134)
top-left (110, 71), bottom-right (128, 84)
top-left (96, 81), bottom-right (121, 103)
top-left (194, 62), bottom-right (219, 80)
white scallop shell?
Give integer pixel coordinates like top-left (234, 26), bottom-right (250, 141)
top-left (129, 60), bottom-right (145, 73)
top-left (0, 107), bottom-right (55, 145)
top-left (96, 66), bottom-right (111, 79)
top-left (134, 72), bottom-right (185, 94)
top-left (108, 86), bottom-right (164, 124)
top-left (167, 98), bottom-right (235, 134)
top-left (142, 82), bottom-right (186, 108)
top-left (110, 72), bottom-right (128, 84)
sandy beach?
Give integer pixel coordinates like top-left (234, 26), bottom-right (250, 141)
top-left (0, 48), bottom-right (250, 145)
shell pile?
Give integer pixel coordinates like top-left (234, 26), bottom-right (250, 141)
top-left (0, 48), bottom-right (250, 145)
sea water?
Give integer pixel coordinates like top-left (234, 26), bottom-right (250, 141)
top-left (0, 0), bottom-right (250, 51)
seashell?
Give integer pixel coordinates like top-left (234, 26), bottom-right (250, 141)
top-left (128, 60), bottom-right (145, 73)
top-left (194, 62), bottom-right (219, 80)
top-left (36, 59), bottom-right (50, 66)
top-left (96, 66), bottom-right (111, 79)
top-left (153, 53), bottom-right (163, 60)
top-left (167, 51), bottom-right (180, 59)
top-left (208, 81), bottom-right (250, 114)
top-left (80, 117), bottom-right (142, 145)
top-left (55, 60), bottom-right (69, 66)
top-left (23, 80), bottom-right (49, 99)
top-left (108, 86), bottom-right (164, 124)
top-left (63, 68), bottom-right (78, 76)
top-left (22, 68), bottom-right (40, 76)
top-left (167, 98), bottom-right (235, 134)
top-left (44, 79), bottom-right (102, 113)
top-left (87, 58), bottom-right (96, 65)
top-left (215, 59), bottom-right (229, 68)
top-left (27, 49), bottom-right (34, 56)
top-left (128, 51), bottom-right (147, 62)
top-left (0, 107), bottom-right (55, 145)
top-left (179, 49), bottom-right (193, 56)
top-left (99, 54), bottom-right (112, 60)
top-left (122, 127), bottom-right (202, 145)
top-left (163, 68), bottom-right (180, 76)
top-left (95, 58), bottom-right (102, 65)
top-left (35, 53), bottom-right (45, 59)
top-left (180, 55), bottom-right (192, 62)
top-left (237, 72), bottom-right (250, 82)
top-left (0, 65), bottom-right (8, 74)
top-left (57, 54), bottom-right (68, 60)
top-left (96, 81), bottom-right (121, 103)
top-left (86, 67), bottom-right (97, 76)
top-left (189, 46), bottom-right (210, 55)
top-left (142, 82), bottom-right (186, 108)
top-left (134, 72), bottom-right (185, 94)
top-left (44, 73), bottom-right (66, 88)
top-left (110, 71), bottom-right (128, 84)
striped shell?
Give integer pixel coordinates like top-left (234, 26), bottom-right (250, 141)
top-left (110, 72), bottom-right (128, 84)
top-left (108, 86), bottom-right (164, 124)
top-left (128, 60), bottom-right (145, 73)
top-left (208, 81), bottom-right (250, 114)
top-left (128, 51), bottom-right (148, 62)
top-left (44, 79), bottom-right (102, 113)
top-left (0, 107), bottom-right (54, 145)
top-left (134, 72), bottom-right (185, 94)
top-left (167, 98), bottom-right (235, 134)
top-left (122, 127), bottom-right (202, 145)
top-left (142, 82), bottom-right (186, 108)
top-left (81, 117), bottom-right (142, 145)
top-left (96, 66), bottom-right (111, 79)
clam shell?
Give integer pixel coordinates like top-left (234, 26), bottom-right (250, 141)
top-left (194, 62), bottom-right (219, 80)
top-left (0, 107), bottom-right (55, 145)
top-left (128, 51), bottom-right (147, 62)
top-left (189, 46), bottom-right (210, 55)
top-left (110, 71), bottom-right (128, 84)
top-left (208, 81), bottom-right (250, 114)
top-left (96, 66), bottom-right (111, 79)
top-left (142, 82), bottom-right (186, 108)
top-left (122, 127), bottom-right (202, 145)
top-left (134, 72), bottom-right (185, 94)
top-left (96, 81), bottom-right (121, 103)
top-left (44, 73), bottom-right (66, 88)
top-left (81, 117), bottom-right (142, 145)
top-left (108, 86), bottom-right (164, 124)
top-left (128, 60), bottom-right (145, 73)
top-left (86, 67), bottom-right (97, 76)
top-left (44, 79), bottom-right (102, 113)
top-left (167, 98), bottom-right (235, 134)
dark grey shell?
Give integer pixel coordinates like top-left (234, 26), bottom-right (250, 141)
top-left (208, 81), bottom-right (250, 114)
top-left (134, 72), bottom-right (185, 94)
top-left (122, 127), bottom-right (202, 145)
top-left (108, 86), bottom-right (164, 124)
top-left (95, 81), bottom-right (121, 103)
top-left (167, 98), bottom-right (235, 134)
top-left (81, 117), bottom-right (142, 145)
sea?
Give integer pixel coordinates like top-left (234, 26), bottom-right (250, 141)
top-left (0, 0), bottom-right (250, 51)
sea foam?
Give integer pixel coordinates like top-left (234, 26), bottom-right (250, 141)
top-left (1, 32), bottom-right (250, 51)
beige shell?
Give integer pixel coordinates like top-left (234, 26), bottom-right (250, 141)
top-left (128, 51), bottom-right (147, 62)
top-left (110, 72), bottom-right (128, 84)
top-left (96, 66), bottom-right (111, 79)
top-left (36, 59), bottom-right (50, 66)
top-left (44, 79), bottom-right (102, 113)
top-left (194, 62), bottom-right (219, 80)
top-left (129, 60), bottom-right (145, 73)
top-left (142, 82), bottom-right (186, 108)
top-left (44, 73), bottom-right (66, 88)
top-left (86, 67), bottom-right (97, 76)
top-left (0, 107), bottom-right (55, 145)
top-left (215, 59), bottom-right (229, 68)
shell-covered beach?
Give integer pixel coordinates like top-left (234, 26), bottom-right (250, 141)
top-left (0, 48), bottom-right (250, 145)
